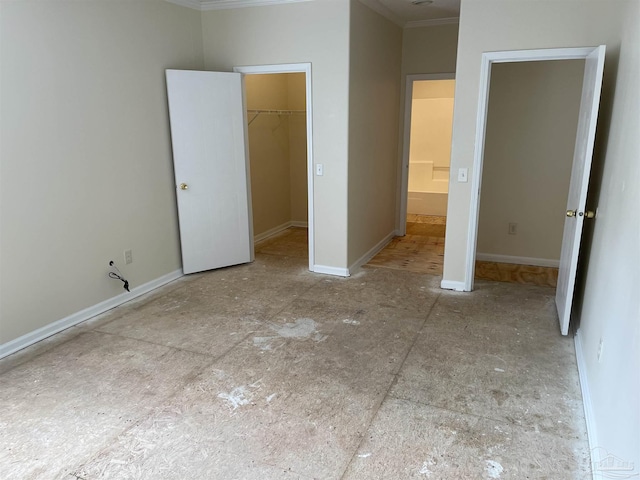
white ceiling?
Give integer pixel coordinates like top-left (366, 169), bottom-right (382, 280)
top-left (361, 0), bottom-right (460, 27)
top-left (166, 0), bottom-right (460, 27)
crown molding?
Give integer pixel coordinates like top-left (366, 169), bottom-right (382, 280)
top-left (165, 0), bottom-right (312, 11)
top-left (404, 16), bottom-right (459, 28)
top-left (166, 0), bottom-right (203, 10)
top-left (358, 0), bottom-right (404, 27)
top-left (201, 0), bottom-right (312, 11)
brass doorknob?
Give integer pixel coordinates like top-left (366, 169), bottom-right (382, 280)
top-left (566, 209), bottom-right (577, 217)
top-left (179, 183), bottom-right (188, 190)
top-left (585, 210), bottom-right (595, 219)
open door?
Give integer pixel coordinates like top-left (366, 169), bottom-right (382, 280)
top-left (166, 70), bottom-right (253, 275)
top-left (556, 45), bottom-right (606, 335)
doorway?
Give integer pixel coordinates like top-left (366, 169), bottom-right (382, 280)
top-left (475, 59), bottom-right (585, 288)
top-left (399, 74), bottom-right (455, 238)
top-left (463, 46), bottom-right (605, 335)
top-left (372, 74), bottom-right (454, 275)
top-left (234, 64), bottom-right (314, 270)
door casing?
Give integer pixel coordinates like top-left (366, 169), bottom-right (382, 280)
top-left (233, 63), bottom-right (315, 271)
top-left (459, 47), bottom-right (603, 293)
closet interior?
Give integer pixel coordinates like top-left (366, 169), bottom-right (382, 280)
top-left (244, 73), bottom-right (308, 250)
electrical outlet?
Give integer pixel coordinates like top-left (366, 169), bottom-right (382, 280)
top-left (508, 223), bottom-right (517, 235)
top-left (597, 338), bottom-right (604, 362)
top-left (124, 249), bottom-right (133, 265)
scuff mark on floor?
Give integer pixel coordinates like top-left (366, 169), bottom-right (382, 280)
top-left (252, 318), bottom-right (327, 350)
top-left (218, 379), bottom-right (263, 412)
top-left (419, 458), bottom-right (435, 476)
top-left (253, 336), bottom-right (278, 351)
top-left (217, 386), bottom-right (251, 411)
top-left (485, 459), bottom-right (503, 478)
top-left (343, 319), bottom-right (361, 326)
top-left (271, 317), bottom-right (319, 338)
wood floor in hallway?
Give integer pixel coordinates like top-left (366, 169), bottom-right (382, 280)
top-left (368, 215), bottom-right (559, 288)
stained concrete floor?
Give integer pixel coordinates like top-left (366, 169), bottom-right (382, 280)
top-left (0, 228), bottom-right (590, 479)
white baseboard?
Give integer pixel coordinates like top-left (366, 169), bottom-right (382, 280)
top-left (574, 330), bottom-right (597, 479)
top-left (348, 230), bottom-right (396, 274)
top-left (254, 220), bottom-right (308, 244)
top-left (476, 253), bottom-right (560, 268)
top-left (440, 279), bottom-right (466, 291)
top-left (254, 222), bottom-right (292, 243)
top-left (0, 269), bottom-right (184, 360)
top-left (313, 264), bottom-right (350, 277)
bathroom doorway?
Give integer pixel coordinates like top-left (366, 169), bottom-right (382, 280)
top-left (391, 75), bottom-right (454, 275)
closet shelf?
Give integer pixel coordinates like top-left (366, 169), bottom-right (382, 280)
top-left (247, 109), bottom-right (305, 115)
top-left (247, 109), bottom-right (306, 126)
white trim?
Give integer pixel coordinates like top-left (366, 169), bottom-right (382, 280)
top-left (475, 253), bottom-right (559, 268)
top-left (254, 222), bottom-right (292, 243)
top-left (405, 17), bottom-right (459, 29)
top-left (168, 0), bottom-right (313, 11)
top-left (574, 330), bottom-right (598, 480)
top-left (484, 47), bottom-right (596, 64)
top-left (398, 73), bottom-right (455, 235)
top-left (440, 279), bottom-right (466, 291)
top-left (0, 269), bottom-right (184, 360)
top-left (233, 63), bottom-right (315, 272)
top-left (348, 230), bottom-right (396, 274)
top-left (254, 221), bottom-right (308, 244)
top-left (201, 0), bottom-right (311, 10)
top-left (463, 46), bottom-right (601, 292)
top-left (165, 0), bottom-right (202, 10)
top-left (313, 265), bottom-right (350, 277)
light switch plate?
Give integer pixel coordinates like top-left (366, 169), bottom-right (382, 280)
top-left (316, 164), bottom-right (324, 176)
top-left (458, 168), bottom-right (468, 183)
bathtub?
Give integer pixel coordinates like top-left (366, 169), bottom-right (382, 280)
top-left (408, 160), bottom-right (449, 216)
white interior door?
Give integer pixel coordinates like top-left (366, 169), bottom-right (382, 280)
top-left (556, 45), bottom-right (606, 335)
top-left (166, 70), bottom-right (253, 275)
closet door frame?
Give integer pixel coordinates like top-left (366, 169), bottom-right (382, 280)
top-left (233, 63), bottom-right (315, 271)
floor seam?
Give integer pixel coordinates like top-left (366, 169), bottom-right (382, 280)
top-left (338, 291), bottom-right (442, 480)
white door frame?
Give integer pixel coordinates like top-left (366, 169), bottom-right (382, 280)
top-left (464, 47), bottom-right (599, 291)
top-left (398, 73), bottom-right (455, 236)
top-left (233, 63), bottom-right (315, 271)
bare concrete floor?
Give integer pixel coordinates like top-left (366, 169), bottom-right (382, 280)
top-left (0, 228), bottom-right (590, 479)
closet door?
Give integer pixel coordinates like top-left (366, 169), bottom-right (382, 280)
top-left (166, 70), bottom-right (253, 275)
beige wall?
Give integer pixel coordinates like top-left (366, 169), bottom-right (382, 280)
top-left (444, 0), bottom-right (626, 285)
top-left (477, 60), bottom-right (584, 262)
top-left (575, 0), bottom-right (639, 468)
top-left (201, 0), bottom-right (350, 269)
top-left (347, 0), bottom-right (402, 267)
top-left (402, 24), bottom-right (459, 76)
top-left (449, 0), bottom-right (638, 468)
top-left (0, 0), bottom-right (203, 345)
top-left (245, 73), bottom-right (307, 236)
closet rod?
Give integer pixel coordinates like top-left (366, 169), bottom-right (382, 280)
top-left (247, 109), bottom-right (306, 115)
